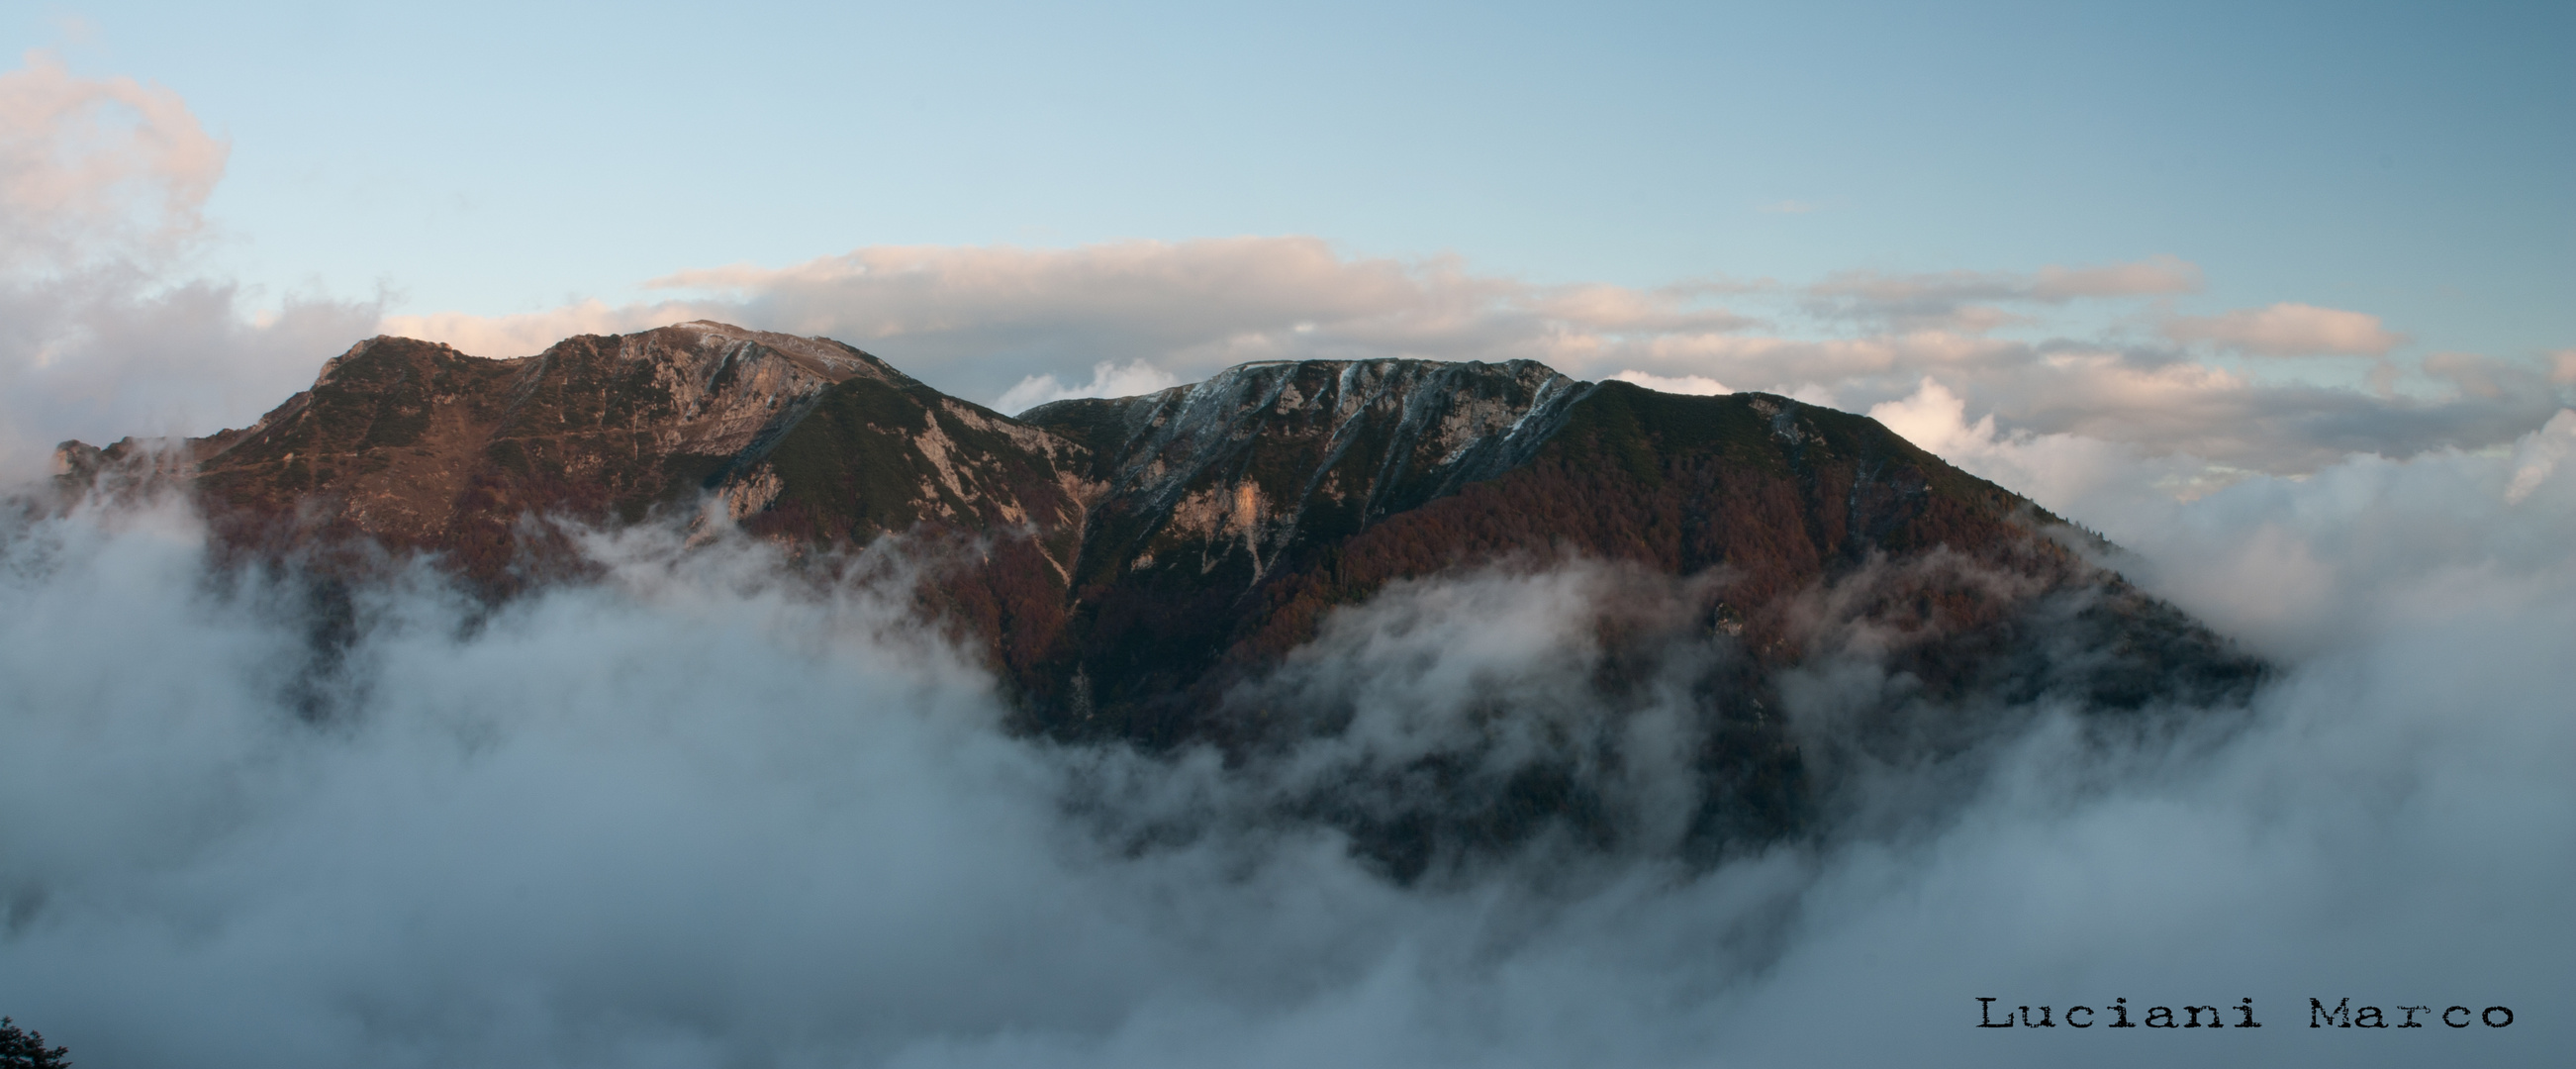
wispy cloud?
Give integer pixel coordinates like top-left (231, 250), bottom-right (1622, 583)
top-left (2, 51), bottom-right (2563, 498)
top-left (2163, 301), bottom-right (2404, 356)
top-left (387, 238), bottom-right (1765, 410)
top-left (0, 49), bottom-right (227, 271)
top-left (364, 241), bottom-right (2566, 480)
top-left (1801, 254), bottom-right (2202, 332)
top-left (0, 51), bottom-right (378, 479)
top-left (5, 51), bottom-right (2575, 1069)
top-left (5, 412), bottom-right (2573, 1066)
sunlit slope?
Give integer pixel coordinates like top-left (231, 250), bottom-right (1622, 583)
top-left (1020, 365), bottom-right (2259, 747)
top-left (51, 325), bottom-right (2261, 871)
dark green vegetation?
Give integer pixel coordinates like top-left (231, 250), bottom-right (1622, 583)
top-left (48, 324), bottom-right (2264, 878)
top-left (0, 1018), bottom-right (69, 1069)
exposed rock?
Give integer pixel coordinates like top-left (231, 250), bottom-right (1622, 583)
top-left (45, 321), bottom-right (2266, 877)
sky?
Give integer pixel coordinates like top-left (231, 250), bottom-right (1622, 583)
top-left (0, 0), bottom-right (2569, 474)
top-left (28, 1), bottom-right (2566, 328)
top-left (2, 4), bottom-right (2574, 1066)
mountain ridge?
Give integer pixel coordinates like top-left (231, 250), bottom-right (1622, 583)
top-left (45, 320), bottom-right (2263, 875)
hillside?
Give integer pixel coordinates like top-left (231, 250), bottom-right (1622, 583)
top-left (48, 321), bottom-right (2264, 874)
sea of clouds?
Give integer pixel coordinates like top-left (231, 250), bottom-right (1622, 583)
top-left (3, 49), bottom-right (2572, 1068)
top-left (3, 407), bottom-right (2570, 1068)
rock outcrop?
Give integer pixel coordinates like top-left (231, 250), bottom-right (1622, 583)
top-left (49, 321), bottom-right (2264, 876)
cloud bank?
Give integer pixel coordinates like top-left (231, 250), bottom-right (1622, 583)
top-left (1, 411), bottom-right (2570, 1067)
top-left (3, 55), bottom-right (2570, 1066)
top-left (2164, 302), bottom-right (2405, 357)
top-left (374, 242), bottom-right (2566, 483)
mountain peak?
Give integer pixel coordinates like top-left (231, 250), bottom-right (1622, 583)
top-left (640, 320), bottom-right (904, 383)
top-left (39, 323), bottom-right (2261, 868)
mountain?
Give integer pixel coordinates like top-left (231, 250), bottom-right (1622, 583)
top-left (54, 322), bottom-right (1090, 578)
top-left (49, 321), bottom-right (2263, 874)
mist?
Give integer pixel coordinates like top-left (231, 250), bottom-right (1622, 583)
top-left (2, 410), bottom-right (2571, 1067)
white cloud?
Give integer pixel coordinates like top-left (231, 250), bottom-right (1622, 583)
top-left (2027, 253), bottom-right (2203, 300)
top-left (1868, 377), bottom-right (1998, 457)
top-left (0, 54), bottom-right (2561, 514)
top-left (1868, 376), bottom-right (2223, 508)
top-left (2422, 349), bottom-right (2524, 399)
top-left (2504, 409), bottom-right (2576, 505)
top-left (0, 52), bottom-right (379, 480)
top-left (376, 298), bottom-right (716, 360)
top-left (3, 51), bottom-right (2572, 1069)
top-left (995, 358), bottom-right (1185, 414)
top-left (387, 238), bottom-right (1761, 408)
top-left (1802, 254), bottom-right (2201, 333)
top-left (1864, 371), bottom-right (2576, 661)
top-left (0, 49), bottom-right (226, 271)
top-left (5, 419), bottom-right (2573, 1066)
top-left (2163, 301), bottom-right (2404, 356)
top-left (369, 239), bottom-right (2560, 482)
top-left (1606, 369), bottom-right (1730, 395)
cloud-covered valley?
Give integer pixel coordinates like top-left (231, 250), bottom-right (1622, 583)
top-left (2, 406), bottom-right (2571, 1067)
top-left (3, 49), bottom-right (2572, 1069)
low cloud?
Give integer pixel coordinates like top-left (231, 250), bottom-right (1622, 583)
top-left (996, 358), bottom-right (1185, 413)
top-left (1864, 370), bottom-right (2576, 659)
top-left (1607, 369), bottom-right (1731, 396)
top-left (2163, 302), bottom-right (2404, 357)
top-left (5, 53), bottom-right (2572, 1069)
top-left (2, 412), bottom-right (2570, 1066)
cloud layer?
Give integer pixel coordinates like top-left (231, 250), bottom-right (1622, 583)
top-left (1, 47), bottom-right (2567, 497)
top-left (2, 413), bottom-right (2571, 1067)
top-left (373, 242), bottom-right (2566, 483)
top-left (3, 55), bottom-right (2561, 492)
top-left (4, 51), bottom-right (2571, 1069)
top-left (2164, 302), bottom-right (2405, 357)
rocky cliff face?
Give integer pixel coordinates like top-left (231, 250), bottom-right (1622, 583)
top-left (1028, 358), bottom-right (1586, 586)
top-left (58, 321), bottom-right (1095, 587)
top-left (48, 322), bottom-right (2262, 876)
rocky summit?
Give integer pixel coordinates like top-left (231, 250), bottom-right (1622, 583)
top-left (49, 321), bottom-right (2263, 875)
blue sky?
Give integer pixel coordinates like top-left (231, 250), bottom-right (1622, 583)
top-left (17, 0), bottom-right (2569, 351)
top-left (2, 1), bottom-right (2570, 481)
top-left (6, 10), bottom-right (2576, 1063)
